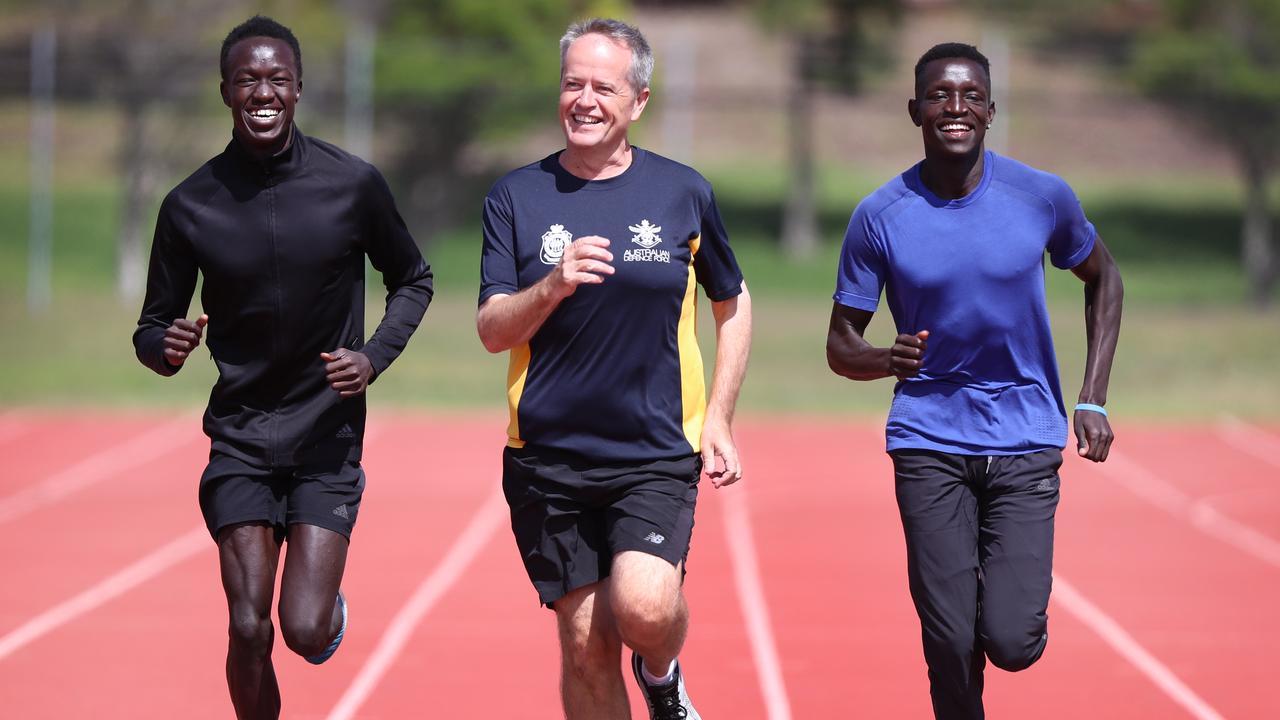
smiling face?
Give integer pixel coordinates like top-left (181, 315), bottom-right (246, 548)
top-left (220, 37), bottom-right (301, 158)
top-left (908, 57), bottom-right (994, 160)
top-left (558, 33), bottom-right (649, 161)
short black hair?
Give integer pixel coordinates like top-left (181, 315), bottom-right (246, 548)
top-left (220, 15), bottom-right (302, 81)
top-left (914, 42), bottom-right (989, 96)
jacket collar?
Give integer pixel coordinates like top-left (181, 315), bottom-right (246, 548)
top-left (226, 124), bottom-right (307, 184)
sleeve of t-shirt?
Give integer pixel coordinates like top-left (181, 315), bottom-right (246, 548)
top-left (692, 187), bottom-right (744, 302)
top-left (1044, 177), bottom-right (1097, 270)
top-left (479, 184), bottom-right (520, 305)
top-left (832, 204), bottom-right (886, 312)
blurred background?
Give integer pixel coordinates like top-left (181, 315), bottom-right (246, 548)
top-left (0, 0), bottom-right (1277, 418)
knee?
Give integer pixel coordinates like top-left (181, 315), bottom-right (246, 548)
top-left (613, 592), bottom-right (681, 648)
top-left (984, 629), bottom-right (1048, 672)
top-left (227, 606), bottom-right (274, 657)
top-left (280, 612), bottom-right (331, 658)
top-left (559, 628), bottom-right (620, 687)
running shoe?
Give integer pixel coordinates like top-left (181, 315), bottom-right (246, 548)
top-left (305, 589), bottom-right (346, 665)
top-left (631, 651), bottom-right (701, 720)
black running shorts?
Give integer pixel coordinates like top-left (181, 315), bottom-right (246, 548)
top-left (198, 452), bottom-right (365, 541)
top-left (502, 446), bottom-right (700, 606)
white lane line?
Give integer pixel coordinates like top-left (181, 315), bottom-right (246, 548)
top-left (723, 488), bottom-right (793, 720)
top-left (1099, 453), bottom-right (1280, 569)
top-left (326, 489), bottom-right (507, 720)
top-left (1052, 574), bottom-right (1225, 720)
top-left (0, 526), bottom-right (209, 661)
top-left (0, 414), bottom-right (197, 526)
top-left (1216, 415), bottom-right (1280, 472)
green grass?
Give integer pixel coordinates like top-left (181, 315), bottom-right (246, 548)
top-left (1, 172), bottom-right (1277, 417)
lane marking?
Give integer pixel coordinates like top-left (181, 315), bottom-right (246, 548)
top-left (0, 414), bottom-right (198, 526)
top-left (0, 526), bottom-right (209, 661)
top-left (326, 489), bottom-right (507, 720)
top-left (723, 488), bottom-right (793, 720)
top-left (1052, 574), bottom-right (1225, 720)
top-left (1099, 453), bottom-right (1280, 568)
top-left (1216, 415), bottom-right (1280, 472)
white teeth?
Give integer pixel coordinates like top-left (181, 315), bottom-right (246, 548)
top-left (573, 114), bottom-right (601, 124)
top-left (941, 123), bottom-right (969, 132)
top-left (250, 110), bottom-right (279, 118)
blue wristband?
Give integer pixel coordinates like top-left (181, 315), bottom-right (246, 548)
top-left (1074, 403), bottom-right (1108, 417)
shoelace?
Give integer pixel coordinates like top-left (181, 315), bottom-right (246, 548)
top-left (649, 682), bottom-right (688, 720)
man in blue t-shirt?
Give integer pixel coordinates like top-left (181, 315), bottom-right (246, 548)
top-left (478, 18), bottom-right (752, 720)
top-left (827, 43), bottom-right (1123, 719)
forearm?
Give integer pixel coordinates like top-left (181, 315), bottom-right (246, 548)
top-left (362, 263), bottom-right (434, 375)
top-left (477, 276), bottom-right (565, 353)
top-left (706, 286), bottom-right (752, 424)
top-left (1078, 263), bottom-right (1123, 404)
top-left (827, 342), bottom-right (893, 381)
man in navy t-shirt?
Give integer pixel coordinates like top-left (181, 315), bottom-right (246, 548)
top-left (827, 43), bottom-right (1123, 719)
top-left (478, 18), bottom-right (751, 720)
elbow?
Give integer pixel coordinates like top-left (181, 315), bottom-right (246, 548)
top-left (826, 344), bottom-right (853, 379)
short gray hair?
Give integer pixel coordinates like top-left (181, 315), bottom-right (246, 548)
top-left (559, 18), bottom-right (653, 94)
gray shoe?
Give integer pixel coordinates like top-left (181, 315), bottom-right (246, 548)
top-left (631, 652), bottom-right (701, 720)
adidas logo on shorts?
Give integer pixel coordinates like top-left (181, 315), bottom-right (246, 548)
top-left (643, 531), bottom-right (665, 545)
top-left (332, 504), bottom-right (350, 520)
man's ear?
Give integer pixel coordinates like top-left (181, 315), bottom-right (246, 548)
top-left (907, 98), bottom-right (921, 127)
top-left (220, 80), bottom-right (230, 108)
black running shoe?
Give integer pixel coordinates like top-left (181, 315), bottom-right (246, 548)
top-left (631, 651), bottom-right (701, 720)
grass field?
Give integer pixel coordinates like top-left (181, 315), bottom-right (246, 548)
top-left (1, 175), bottom-right (1277, 417)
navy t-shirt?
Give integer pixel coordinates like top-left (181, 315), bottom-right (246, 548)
top-left (834, 151), bottom-right (1096, 455)
top-left (481, 148), bottom-right (744, 462)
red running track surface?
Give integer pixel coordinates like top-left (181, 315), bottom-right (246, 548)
top-left (0, 410), bottom-right (1275, 718)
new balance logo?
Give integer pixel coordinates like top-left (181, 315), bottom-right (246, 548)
top-left (332, 504), bottom-right (350, 520)
top-left (643, 531), bottom-right (665, 545)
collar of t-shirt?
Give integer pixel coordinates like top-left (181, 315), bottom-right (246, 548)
top-left (907, 150), bottom-right (997, 209)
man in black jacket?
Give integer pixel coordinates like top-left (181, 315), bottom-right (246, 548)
top-left (133, 16), bottom-right (431, 719)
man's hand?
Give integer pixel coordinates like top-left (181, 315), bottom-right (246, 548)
top-left (320, 348), bottom-right (374, 398)
top-left (700, 416), bottom-right (742, 489)
top-left (889, 329), bottom-right (929, 378)
top-left (546, 236), bottom-right (614, 299)
top-left (163, 314), bottom-right (208, 367)
top-left (1074, 410), bottom-right (1113, 462)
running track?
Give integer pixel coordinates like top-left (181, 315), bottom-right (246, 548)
top-left (0, 410), bottom-right (1276, 718)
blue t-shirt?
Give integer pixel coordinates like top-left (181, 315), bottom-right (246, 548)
top-left (833, 151), bottom-right (1096, 455)
top-left (481, 148), bottom-right (744, 462)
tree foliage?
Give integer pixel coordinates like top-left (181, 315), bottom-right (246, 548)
top-left (373, 0), bottom-right (623, 234)
top-left (981, 0), bottom-right (1280, 305)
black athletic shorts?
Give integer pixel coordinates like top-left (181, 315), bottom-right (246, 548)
top-left (198, 451), bottom-right (365, 542)
top-left (502, 446), bottom-right (700, 607)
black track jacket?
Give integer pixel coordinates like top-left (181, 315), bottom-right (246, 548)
top-left (134, 129), bottom-right (432, 467)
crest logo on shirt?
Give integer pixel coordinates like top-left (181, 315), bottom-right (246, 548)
top-left (629, 219), bottom-right (663, 249)
top-left (540, 224), bottom-right (572, 265)
top-left (624, 219), bottom-right (670, 263)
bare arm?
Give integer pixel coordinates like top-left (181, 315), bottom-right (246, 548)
top-left (1069, 237), bottom-right (1124, 461)
top-left (701, 282), bottom-right (752, 488)
top-left (476, 236), bottom-right (614, 353)
top-left (826, 303), bottom-right (928, 380)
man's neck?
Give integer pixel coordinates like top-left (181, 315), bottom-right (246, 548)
top-left (237, 124), bottom-right (295, 163)
top-left (919, 147), bottom-right (985, 200)
top-left (560, 141), bottom-right (633, 181)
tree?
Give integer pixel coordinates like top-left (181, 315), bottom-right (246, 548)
top-left (371, 0), bottom-right (620, 236)
top-left (987, 0), bottom-right (1280, 307)
top-left (754, 0), bottom-right (901, 260)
